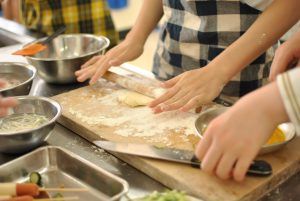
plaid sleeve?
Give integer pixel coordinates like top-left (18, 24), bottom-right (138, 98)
top-left (241, 0), bottom-right (273, 11)
top-left (277, 67), bottom-right (300, 135)
top-left (21, 0), bottom-right (118, 47)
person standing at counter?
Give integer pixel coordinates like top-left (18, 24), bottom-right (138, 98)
top-left (0, 80), bottom-right (17, 117)
top-left (76, 0), bottom-right (300, 112)
top-left (2, 0), bottom-right (118, 47)
top-left (195, 28), bottom-right (300, 182)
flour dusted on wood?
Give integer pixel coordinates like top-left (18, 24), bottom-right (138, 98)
top-left (63, 80), bottom-right (198, 139)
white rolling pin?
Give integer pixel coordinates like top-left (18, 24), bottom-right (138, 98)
top-left (102, 69), bottom-right (166, 99)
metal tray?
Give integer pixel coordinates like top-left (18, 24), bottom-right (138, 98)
top-left (0, 146), bottom-right (129, 200)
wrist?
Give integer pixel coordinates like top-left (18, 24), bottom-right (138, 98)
top-left (125, 30), bottom-right (148, 46)
top-left (204, 63), bottom-right (230, 86)
top-left (239, 82), bottom-right (289, 126)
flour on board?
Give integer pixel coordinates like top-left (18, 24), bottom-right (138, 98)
top-left (67, 92), bottom-right (197, 138)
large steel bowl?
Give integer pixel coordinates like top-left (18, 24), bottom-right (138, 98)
top-left (0, 96), bottom-right (61, 154)
top-left (0, 62), bottom-right (36, 96)
top-left (195, 107), bottom-right (296, 155)
top-left (25, 34), bottom-right (110, 84)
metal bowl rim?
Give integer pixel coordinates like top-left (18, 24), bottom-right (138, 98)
top-left (0, 96), bottom-right (62, 136)
top-left (261, 122), bottom-right (296, 148)
top-left (25, 34), bottom-right (110, 61)
top-left (194, 107), bottom-right (228, 138)
top-left (0, 62), bottom-right (37, 92)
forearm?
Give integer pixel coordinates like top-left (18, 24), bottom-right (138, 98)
top-left (210, 0), bottom-right (300, 83)
top-left (2, 0), bottom-right (20, 22)
top-left (126, 0), bottom-right (163, 44)
top-left (237, 81), bottom-right (288, 127)
top-left (2, 0), bottom-right (13, 20)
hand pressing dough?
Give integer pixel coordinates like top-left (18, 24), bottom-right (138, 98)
top-left (118, 91), bottom-right (154, 107)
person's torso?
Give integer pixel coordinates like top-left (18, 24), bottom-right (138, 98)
top-left (153, 0), bottom-right (276, 99)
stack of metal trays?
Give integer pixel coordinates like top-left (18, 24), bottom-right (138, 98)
top-left (0, 146), bottom-right (129, 201)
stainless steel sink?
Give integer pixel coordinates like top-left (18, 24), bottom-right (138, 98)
top-left (0, 17), bottom-right (34, 47)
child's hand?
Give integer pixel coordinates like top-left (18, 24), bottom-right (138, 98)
top-left (0, 80), bottom-right (18, 117)
top-left (75, 37), bottom-right (144, 85)
top-left (0, 97), bottom-right (18, 117)
top-left (149, 67), bottom-right (225, 113)
top-left (269, 30), bottom-right (300, 81)
top-left (195, 82), bottom-right (286, 181)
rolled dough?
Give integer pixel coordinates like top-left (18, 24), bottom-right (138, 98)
top-left (118, 91), bottom-right (154, 107)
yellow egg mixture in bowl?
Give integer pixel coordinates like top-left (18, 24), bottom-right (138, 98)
top-left (195, 107), bottom-right (296, 155)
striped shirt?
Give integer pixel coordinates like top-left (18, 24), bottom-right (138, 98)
top-left (153, 0), bottom-right (277, 101)
top-left (20, 0), bottom-right (118, 47)
top-left (277, 67), bottom-right (300, 135)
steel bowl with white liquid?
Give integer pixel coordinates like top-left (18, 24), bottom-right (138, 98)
top-left (0, 96), bottom-right (61, 154)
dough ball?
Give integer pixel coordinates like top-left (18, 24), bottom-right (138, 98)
top-left (118, 91), bottom-right (154, 107)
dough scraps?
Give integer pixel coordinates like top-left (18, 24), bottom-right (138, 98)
top-left (118, 90), bottom-right (154, 107)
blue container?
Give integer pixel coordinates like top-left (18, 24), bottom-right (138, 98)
top-left (108, 0), bottom-right (128, 9)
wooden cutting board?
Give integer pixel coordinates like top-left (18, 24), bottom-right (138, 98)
top-left (52, 80), bottom-right (300, 201)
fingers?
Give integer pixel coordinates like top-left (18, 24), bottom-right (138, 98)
top-left (81, 55), bottom-right (101, 69)
top-left (201, 140), bottom-right (223, 175)
top-left (75, 67), bottom-right (96, 82)
top-left (0, 97), bottom-right (18, 107)
top-left (0, 97), bottom-right (18, 117)
top-left (269, 45), bottom-right (294, 81)
top-left (75, 40), bottom-right (143, 83)
top-left (215, 151), bottom-right (238, 180)
top-left (195, 134), bottom-right (212, 160)
top-left (197, 139), bottom-right (253, 181)
top-left (233, 154), bottom-right (254, 182)
top-left (180, 95), bottom-right (206, 112)
top-left (161, 75), bottom-right (181, 88)
top-left (75, 55), bottom-right (111, 84)
top-left (0, 80), bottom-right (7, 88)
top-left (75, 46), bottom-right (120, 83)
top-left (153, 90), bottom-right (193, 113)
top-left (89, 56), bottom-right (111, 85)
top-left (269, 55), bottom-right (293, 81)
top-left (150, 88), bottom-right (209, 113)
top-left (0, 108), bottom-right (9, 117)
top-left (148, 86), bottom-right (180, 109)
top-left (148, 68), bottom-right (223, 113)
top-left (75, 55), bottom-right (106, 82)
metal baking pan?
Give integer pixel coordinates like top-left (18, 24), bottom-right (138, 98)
top-left (0, 146), bottom-right (129, 200)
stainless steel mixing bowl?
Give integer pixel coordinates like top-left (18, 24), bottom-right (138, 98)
top-left (0, 96), bottom-right (61, 154)
top-left (0, 62), bottom-right (37, 96)
top-left (195, 107), bottom-right (296, 155)
top-left (25, 34), bottom-right (110, 84)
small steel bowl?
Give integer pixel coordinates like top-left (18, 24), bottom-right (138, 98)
top-left (0, 96), bottom-right (61, 154)
top-left (0, 62), bottom-right (37, 96)
top-left (195, 107), bottom-right (296, 155)
top-left (25, 34), bottom-right (110, 84)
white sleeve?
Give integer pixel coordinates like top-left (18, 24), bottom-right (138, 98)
top-left (241, 0), bottom-right (273, 11)
top-left (277, 67), bottom-right (300, 135)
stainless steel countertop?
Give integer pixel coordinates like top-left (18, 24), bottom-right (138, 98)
top-left (0, 76), bottom-right (166, 200)
top-left (0, 18), bottom-right (300, 201)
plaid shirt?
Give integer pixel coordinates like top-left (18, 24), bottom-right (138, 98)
top-left (153, 0), bottom-right (277, 100)
top-left (20, 0), bottom-right (118, 47)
